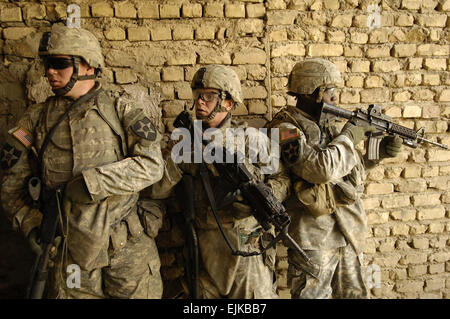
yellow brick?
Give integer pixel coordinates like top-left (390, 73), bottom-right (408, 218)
top-left (198, 49), bottom-right (231, 65)
top-left (327, 30), bottom-right (345, 42)
top-left (372, 60), bottom-right (401, 72)
top-left (438, 89), bottom-right (450, 101)
top-left (271, 43), bottom-right (305, 57)
top-left (137, 2), bottom-right (159, 19)
top-left (160, 4), bottom-right (180, 19)
top-left (350, 60), bottom-right (370, 72)
top-left (393, 44), bottom-right (417, 57)
top-left (367, 212), bottom-right (389, 224)
top-left (393, 91), bottom-right (411, 102)
top-left (151, 26), bottom-right (171, 41)
top-left (181, 4), bottom-right (202, 18)
top-left (0, 6), bottom-right (22, 22)
top-left (91, 2), bottom-right (113, 17)
top-left (266, 10), bottom-right (297, 25)
top-left (346, 75), bottom-right (364, 88)
top-left (307, 44), bottom-right (343, 57)
top-left (248, 100), bottom-right (267, 114)
top-left (390, 210), bottom-right (416, 221)
top-left (422, 74), bottom-right (440, 86)
top-left (331, 14), bottom-right (353, 27)
top-left (172, 25), bottom-right (193, 40)
top-left (369, 29), bottom-right (389, 43)
top-left (114, 1), bottom-right (136, 18)
top-left (403, 105), bottom-right (422, 118)
top-left (395, 179), bottom-right (427, 193)
top-left (246, 4), bottom-right (265, 18)
top-left (225, 4), bottom-right (245, 18)
top-left (350, 31), bottom-right (368, 44)
top-left (340, 90), bottom-right (360, 104)
top-left (237, 19), bottom-right (264, 34)
top-left (344, 46), bottom-right (363, 57)
top-left (401, 0), bottom-right (421, 10)
top-left (424, 58), bottom-right (447, 70)
top-left (115, 69), bottom-right (137, 84)
top-left (204, 3), bottom-right (224, 17)
top-left (364, 76), bottom-right (384, 88)
top-left (412, 89), bottom-right (434, 101)
top-left (195, 25), bottom-right (215, 40)
top-left (381, 195), bottom-right (411, 209)
top-left (242, 86), bottom-right (267, 99)
top-left (267, 0), bottom-right (287, 10)
top-left (23, 4), bottom-right (46, 20)
top-left (128, 27), bottom-right (149, 41)
top-left (360, 88), bottom-right (390, 103)
top-left (412, 193), bottom-right (441, 206)
top-left (269, 30), bottom-right (287, 42)
top-left (417, 14), bottom-right (448, 27)
top-left (362, 197), bottom-right (380, 210)
top-left (396, 13), bottom-right (414, 26)
top-left (417, 207), bottom-right (446, 220)
top-left (162, 66), bottom-right (184, 82)
top-left (2, 27), bottom-right (34, 40)
top-left (104, 27), bottom-right (126, 41)
top-left (233, 48), bottom-right (266, 65)
top-left (365, 182), bottom-right (394, 195)
top-left (408, 58), bottom-right (423, 70)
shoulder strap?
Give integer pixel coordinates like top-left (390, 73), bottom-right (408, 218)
top-left (37, 87), bottom-right (101, 175)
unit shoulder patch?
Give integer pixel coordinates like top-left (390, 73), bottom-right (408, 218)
top-left (131, 117), bottom-right (157, 141)
top-left (281, 140), bottom-right (300, 165)
top-left (0, 143), bottom-right (23, 170)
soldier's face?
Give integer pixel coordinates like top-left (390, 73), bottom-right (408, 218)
top-left (44, 55), bottom-right (92, 92)
top-left (193, 88), bottom-right (221, 118)
top-left (44, 55), bottom-right (74, 90)
top-left (322, 87), bottom-right (337, 105)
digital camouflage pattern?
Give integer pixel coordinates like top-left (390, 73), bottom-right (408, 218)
top-left (151, 115), bottom-right (290, 298)
top-left (270, 105), bottom-right (369, 299)
top-left (0, 84), bottom-right (165, 298)
top-left (38, 24), bottom-right (105, 69)
top-left (288, 58), bottom-right (342, 95)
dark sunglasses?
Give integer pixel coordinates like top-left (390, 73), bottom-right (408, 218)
top-left (43, 57), bottom-right (74, 70)
top-left (193, 91), bottom-right (220, 102)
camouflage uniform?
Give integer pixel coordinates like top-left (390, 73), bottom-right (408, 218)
top-left (152, 65), bottom-right (289, 299)
top-left (0, 25), bottom-right (164, 299)
top-left (269, 59), bottom-right (370, 299)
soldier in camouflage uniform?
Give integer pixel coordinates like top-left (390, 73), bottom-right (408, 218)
top-left (0, 25), bottom-right (165, 298)
top-left (151, 65), bottom-right (289, 298)
top-left (267, 59), bottom-right (402, 299)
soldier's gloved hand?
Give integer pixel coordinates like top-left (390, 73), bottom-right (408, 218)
top-left (64, 175), bottom-right (92, 204)
top-left (341, 122), bottom-right (377, 145)
top-left (28, 228), bottom-right (43, 255)
top-left (381, 135), bottom-right (403, 157)
top-left (232, 194), bottom-right (253, 219)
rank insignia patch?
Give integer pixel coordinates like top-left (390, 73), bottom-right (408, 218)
top-left (0, 143), bottom-right (22, 170)
top-left (281, 140), bottom-right (300, 164)
top-left (279, 127), bottom-right (299, 144)
top-left (131, 117), bottom-right (157, 141)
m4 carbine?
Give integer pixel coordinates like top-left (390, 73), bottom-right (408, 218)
top-left (174, 110), bottom-right (320, 278)
top-left (321, 103), bottom-right (448, 160)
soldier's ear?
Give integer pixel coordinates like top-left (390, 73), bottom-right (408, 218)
top-left (222, 99), bottom-right (234, 112)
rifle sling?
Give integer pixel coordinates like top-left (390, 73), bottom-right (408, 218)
top-left (37, 86), bottom-right (101, 175)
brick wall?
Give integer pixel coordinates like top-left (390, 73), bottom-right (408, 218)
top-left (0, 0), bottom-right (448, 299)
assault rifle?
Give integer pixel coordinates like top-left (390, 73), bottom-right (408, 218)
top-left (174, 111), bottom-right (320, 278)
top-left (321, 103), bottom-right (448, 160)
top-left (26, 177), bottom-right (61, 299)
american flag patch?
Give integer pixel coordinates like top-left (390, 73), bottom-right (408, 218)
top-left (280, 128), bottom-right (299, 143)
top-left (10, 127), bottom-right (33, 148)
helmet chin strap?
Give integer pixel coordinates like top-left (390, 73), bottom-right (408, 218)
top-left (52, 57), bottom-right (99, 96)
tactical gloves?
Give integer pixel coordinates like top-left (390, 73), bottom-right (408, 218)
top-left (28, 227), bottom-right (61, 260)
top-left (381, 135), bottom-right (403, 158)
top-left (341, 122), bottom-right (377, 145)
top-left (64, 175), bottom-right (92, 204)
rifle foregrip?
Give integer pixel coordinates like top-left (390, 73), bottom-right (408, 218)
top-left (389, 123), bottom-right (417, 140)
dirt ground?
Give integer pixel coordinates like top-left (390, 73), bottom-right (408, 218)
top-left (0, 211), bottom-right (34, 299)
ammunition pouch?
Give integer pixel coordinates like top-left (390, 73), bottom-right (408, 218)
top-left (294, 178), bottom-right (358, 218)
top-left (137, 199), bottom-right (165, 238)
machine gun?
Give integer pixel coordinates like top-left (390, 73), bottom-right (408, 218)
top-left (174, 111), bottom-right (320, 278)
top-left (321, 103), bottom-right (448, 160)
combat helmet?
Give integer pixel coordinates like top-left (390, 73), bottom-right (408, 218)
top-left (38, 24), bottom-right (104, 95)
top-left (287, 58), bottom-right (341, 96)
top-left (191, 65), bottom-right (243, 121)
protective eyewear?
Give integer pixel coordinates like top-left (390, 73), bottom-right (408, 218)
top-left (43, 57), bottom-right (74, 70)
top-left (193, 91), bottom-right (220, 102)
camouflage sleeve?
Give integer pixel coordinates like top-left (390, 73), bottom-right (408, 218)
top-left (276, 122), bottom-right (358, 184)
top-left (82, 98), bottom-right (164, 201)
top-left (0, 104), bottom-right (44, 237)
top-left (265, 161), bottom-right (291, 203)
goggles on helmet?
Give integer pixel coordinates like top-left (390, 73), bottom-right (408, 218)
top-left (193, 91), bottom-right (220, 103)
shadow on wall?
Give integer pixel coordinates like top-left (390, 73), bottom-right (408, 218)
top-left (0, 209), bottom-right (34, 299)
